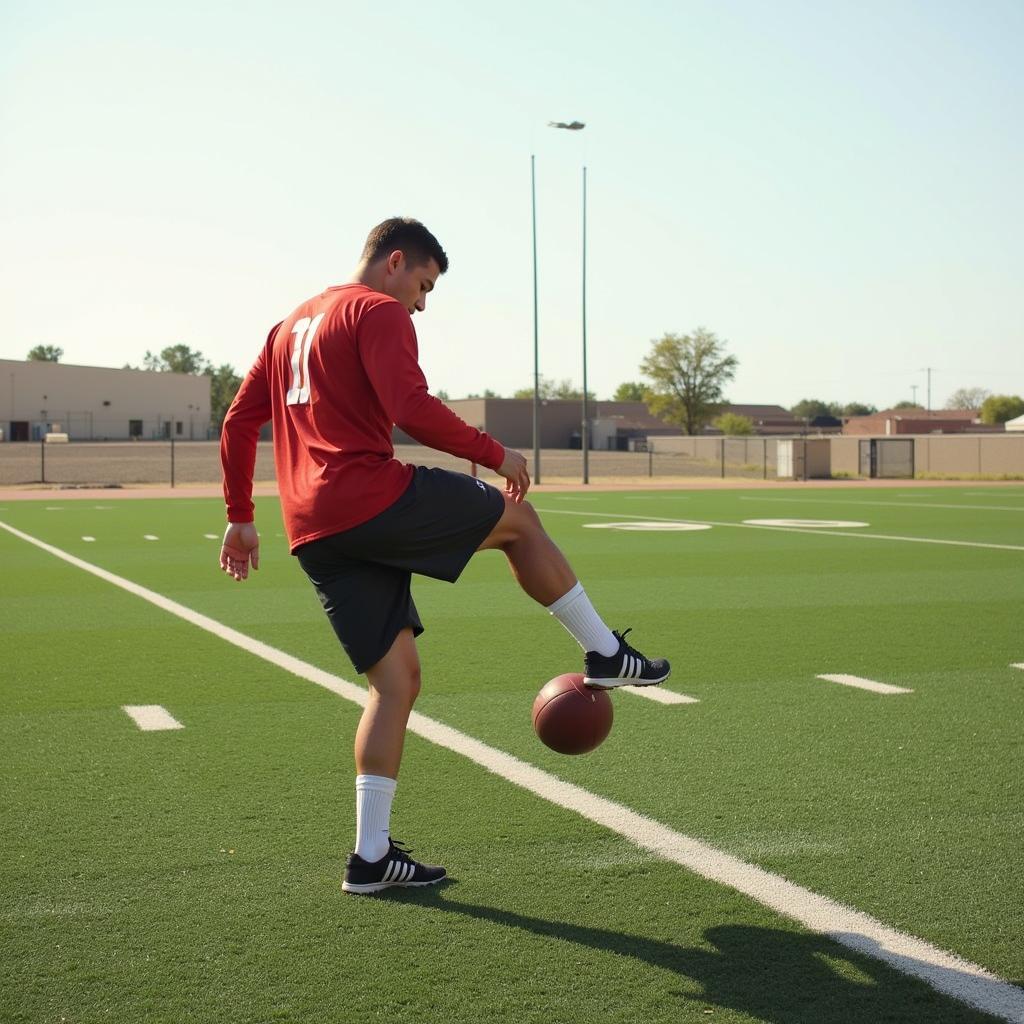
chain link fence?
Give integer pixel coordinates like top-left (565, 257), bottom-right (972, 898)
top-left (0, 439), bottom-right (780, 487)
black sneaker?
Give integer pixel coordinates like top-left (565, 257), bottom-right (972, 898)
top-left (342, 839), bottom-right (446, 895)
top-left (583, 628), bottom-right (671, 688)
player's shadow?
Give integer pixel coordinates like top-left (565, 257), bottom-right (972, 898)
top-left (390, 892), bottom-right (1010, 1023)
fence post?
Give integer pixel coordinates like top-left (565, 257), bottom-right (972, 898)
top-left (763, 438), bottom-right (768, 479)
top-left (720, 438), bottom-right (725, 478)
top-left (171, 437), bottom-right (175, 488)
top-left (41, 437), bottom-right (46, 484)
top-left (648, 448), bottom-right (653, 477)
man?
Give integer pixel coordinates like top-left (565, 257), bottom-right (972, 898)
top-left (219, 218), bottom-right (669, 895)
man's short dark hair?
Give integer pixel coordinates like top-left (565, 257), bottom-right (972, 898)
top-left (361, 218), bottom-right (449, 274)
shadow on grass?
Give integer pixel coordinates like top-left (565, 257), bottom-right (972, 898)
top-left (385, 888), bottom-right (1012, 1023)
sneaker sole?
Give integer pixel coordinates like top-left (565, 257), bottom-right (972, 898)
top-left (584, 669), bottom-right (671, 689)
top-left (342, 874), bottom-right (446, 895)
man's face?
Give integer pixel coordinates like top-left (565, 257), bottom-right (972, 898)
top-left (382, 252), bottom-right (441, 315)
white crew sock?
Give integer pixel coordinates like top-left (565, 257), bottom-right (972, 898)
top-left (354, 774), bottom-right (396, 863)
top-left (546, 582), bottom-right (619, 656)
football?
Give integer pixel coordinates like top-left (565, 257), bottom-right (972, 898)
top-left (532, 672), bottom-right (613, 755)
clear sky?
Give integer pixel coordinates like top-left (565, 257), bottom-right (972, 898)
top-left (2, 0), bottom-right (1021, 410)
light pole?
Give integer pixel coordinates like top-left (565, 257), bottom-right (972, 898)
top-left (549, 119), bottom-right (588, 484)
top-left (531, 154), bottom-right (541, 483)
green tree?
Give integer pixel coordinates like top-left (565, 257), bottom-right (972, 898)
top-left (512, 376), bottom-right (595, 401)
top-left (713, 412), bottom-right (754, 435)
top-left (613, 381), bottom-right (649, 401)
top-left (466, 389), bottom-right (501, 399)
top-left (435, 389), bottom-right (450, 401)
top-left (144, 344), bottom-right (206, 374)
top-left (640, 328), bottom-right (738, 435)
top-left (979, 394), bottom-right (1024, 425)
top-left (946, 387), bottom-right (990, 411)
top-left (892, 401), bottom-right (924, 410)
top-left (207, 363), bottom-right (243, 430)
top-left (841, 402), bottom-right (877, 417)
top-left (27, 345), bottom-right (63, 362)
top-left (791, 399), bottom-right (836, 420)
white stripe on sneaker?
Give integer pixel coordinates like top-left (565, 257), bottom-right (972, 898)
top-left (383, 861), bottom-right (398, 884)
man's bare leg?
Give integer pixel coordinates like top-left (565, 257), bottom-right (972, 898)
top-left (351, 628), bottom-right (420, 864)
top-left (477, 499), bottom-right (576, 605)
top-left (478, 497), bottom-right (670, 687)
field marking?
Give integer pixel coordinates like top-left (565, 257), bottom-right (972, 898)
top-left (817, 674), bottom-right (914, 696)
top-left (534, 507), bottom-right (1024, 553)
top-left (143, 534), bottom-right (159, 541)
top-left (1012, 664), bottom-right (1024, 671)
top-left (1, 519), bottom-right (1022, 1023)
top-left (743, 518), bottom-right (869, 529)
top-left (122, 705), bottom-right (183, 731)
top-left (204, 533), bottom-right (219, 539)
top-left (583, 521), bottom-right (712, 532)
top-left (623, 686), bottom-right (699, 705)
top-left (739, 496), bottom-right (1024, 514)
top-left (81, 536), bottom-right (96, 543)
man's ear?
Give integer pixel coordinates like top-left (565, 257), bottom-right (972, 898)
top-left (385, 250), bottom-right (405, 275)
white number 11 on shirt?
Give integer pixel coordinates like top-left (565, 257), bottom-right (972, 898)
top-left (286, 313), bottom-right (325, 406)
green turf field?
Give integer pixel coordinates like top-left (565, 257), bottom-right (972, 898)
top-left (2, 486), bottom-right (1022, 1023)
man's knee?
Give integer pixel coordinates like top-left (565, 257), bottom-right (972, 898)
top-left (485, 498), bottom-right (543, 549)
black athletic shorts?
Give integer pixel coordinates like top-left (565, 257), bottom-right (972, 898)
top-left (294, 467), bottom-right (506, 674)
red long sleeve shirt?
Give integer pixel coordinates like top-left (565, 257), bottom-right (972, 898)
top-left (221, 284), bottom-right (505, 551)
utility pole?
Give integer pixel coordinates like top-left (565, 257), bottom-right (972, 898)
top-left (925, 367), bottom-right (932, 413)
top-left (911, 384), bottom-right (918, 406)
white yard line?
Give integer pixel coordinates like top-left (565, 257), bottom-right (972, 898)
top-left (534, 507), bottom-right (1024, 552)
top-left (817, 674), bottom-right (913, 696)
top-left (143, 534), bottom-right (159, 541)
top-left (1, 517), bottom-right (1022, 1023)
top-left (622, 686), bottom-right (699, 705)
top-left (738, 497), bottom-right (1024, 513)
top-left (1012, 664), bottom-right (1024, 671)
top-left (122, 705), bottom-right (183, 731)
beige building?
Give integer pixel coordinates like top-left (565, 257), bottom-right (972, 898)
top-left (0, 359), bottom-right (210, 442)
top-left (395, 398), bottom-right (680, 450)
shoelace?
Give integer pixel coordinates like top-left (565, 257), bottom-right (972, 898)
top-left (389, 839), bottom-right (414, 863)
top-left (613, 628), bottom-right (648, 666)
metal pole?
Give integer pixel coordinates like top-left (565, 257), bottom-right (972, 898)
top-left (763, 437), bottom-right (768, 479)
top-left (531, 154), bottom-right (541, 485)
top-left (720, 437), bottom-right (725, 478)
top-left (41, 437), bottom-right (45, 483)
top-left (581, 164), bottom-right (589, 485)
top-left (171, 436), bottom-right (175, 488)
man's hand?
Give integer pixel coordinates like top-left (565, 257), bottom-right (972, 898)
top-left (219, 522), bottom-right (260, 581)
top-left (497, 448), bottom-right (531, 503)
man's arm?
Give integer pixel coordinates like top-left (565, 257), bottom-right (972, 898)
top-left (219, 330), bottom-right (275, 580)
top-left (359, 304), bottom-right (530, 500)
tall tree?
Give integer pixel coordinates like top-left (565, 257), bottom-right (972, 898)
top-left (27, 345), bottom-right (63, 362)
top-left (144, 344), bottom-right (206, 374)
top-left (946, 387), bottom-right (990, 411)
top-left (640, 329), bottom-right (738, 435)
top-left (207, 363), bottom-right (243, 430)
top-left (979, 394), bottom-right (1024, 425)
top-left (613, 381), bottom-right (649, 401)
top-left (892, 401), bottom-right (924, 410)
